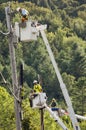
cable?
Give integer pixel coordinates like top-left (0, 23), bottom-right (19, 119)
top-left (0, 72), bottom-right (7, 83)
top-left (6, 82), bottom-right (20, 102)
top-left (0, 30), bottom-right (10, 35)
top-left (0, 71), bottom-right (20, 102)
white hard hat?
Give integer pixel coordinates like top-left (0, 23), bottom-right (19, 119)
top-left (16, 7), bottom-right (21, 12)
top-left (33, 80), bottom-right (37, 84)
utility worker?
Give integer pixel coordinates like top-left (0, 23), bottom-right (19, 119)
top-left (29, 80), bottom-right (42, 107)
top-left (17, 7), bottom-right (29, 22)
top-left (50, 98), bottom-right (61, 116)
top-left (33, 80), bottom-right (42, 93)
top-left (50, 98), bottom-right (58, 108)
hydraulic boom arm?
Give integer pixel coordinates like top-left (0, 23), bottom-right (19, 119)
top-left (40, 29), bottom-right (80, 130)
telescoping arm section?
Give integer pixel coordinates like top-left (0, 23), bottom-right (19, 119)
top-left (75, 114), bottom-right (86, 120)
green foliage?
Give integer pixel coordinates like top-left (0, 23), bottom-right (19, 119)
top-left (0, 1), bottom-right (86, 129)
top-left (76, 77), bottom-right (86, 115)
top-left (0, 86), bottom-right (86, 130)
top-left (80, 120), bottom-right (86, 130)
top-left (0, 86), bottom-right (15, 130)
top-left (72, 18), bottom-right (86, 40)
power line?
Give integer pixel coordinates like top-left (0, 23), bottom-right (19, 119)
top-left (0, 71), bottom-right (20, 102)
top-left (0, 30), bottom-right (9, 35)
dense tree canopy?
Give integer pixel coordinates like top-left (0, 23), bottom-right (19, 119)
top-left (0, 0), bottom-right (86, 129)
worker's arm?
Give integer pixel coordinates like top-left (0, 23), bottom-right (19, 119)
top-left (38, 84), bottom-right (43, 92)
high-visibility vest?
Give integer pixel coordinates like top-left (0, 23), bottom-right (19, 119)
top-left (33, 84), bottom-right (42, 93)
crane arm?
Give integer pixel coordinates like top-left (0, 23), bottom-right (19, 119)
top-left (40, 29), bottom-right (80, 130)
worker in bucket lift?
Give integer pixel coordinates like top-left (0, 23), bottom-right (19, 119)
top-left (31, 21), bottom-right (41, 27)
top-left (29, 80), bottom-right (42, 107)
top-left (33, 80), bottom-right (42, 93)
top-left (16, 7), bottom-right (29, 22)
top-left (50, 98), bottom-right (58, 108)
top-left (50, 98), bottom-right (61, 116)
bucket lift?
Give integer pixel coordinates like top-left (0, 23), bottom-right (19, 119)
top-left (14, 21), bottom-right (39, 41)
top-left (30, 92), bottom-right (47, 108)
top-left (14, 20), bottom-right (80, 130)
top-left (29, 92), bottom-right (68, 130)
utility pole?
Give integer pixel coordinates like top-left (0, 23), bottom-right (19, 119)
top-left (19, 63), bottom-right (24, 121)
top-left (5, 6), bottom-right (22, 130)
top-left (40, 108), bottom-right (44, 130)
top-left (38, 74), bottom-right (44, 130)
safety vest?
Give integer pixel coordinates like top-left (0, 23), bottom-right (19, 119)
top-left (33, 84), bottom-right (42, 93)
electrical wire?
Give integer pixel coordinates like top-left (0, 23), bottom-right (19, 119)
top-left (6, 82), bottom-right (20, 102)
top-left (0, 70), bottom-right (30, 128)
top-left (0, 72), bottom-right (20, 102)
top-left (0, 30), bottom-right (10, 35)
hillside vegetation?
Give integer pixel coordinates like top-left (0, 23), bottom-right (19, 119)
top-left (0, 0), bottom-right (86, 129)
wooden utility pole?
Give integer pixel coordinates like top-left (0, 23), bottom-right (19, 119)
top-left (5, 6), bottom-right (22, 130)
top-left (38, 74), bottom-right (44, 130)
top-left (19, 63), bottom-right (24, 121)
top-left (40, 108), bottom-right (44, 130)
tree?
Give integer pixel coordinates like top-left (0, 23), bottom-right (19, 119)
top-left (73, 18), bottom-right (86, 40)
top-left (0, 86), bottom-right (15, 130)
top-left (29, 0), bottom-right (57, 9)
top-left (62, 73), bottom-right (86, 115)
top-left (76, 77), bottom-right (86, 115)
top-left (70, 42), bottom-right (86, 78)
